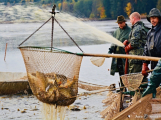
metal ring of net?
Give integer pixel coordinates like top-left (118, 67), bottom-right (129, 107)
top-left (121, 73), bottom-right (144, 91)
top-left (19, 46), bottom-right (83, 106)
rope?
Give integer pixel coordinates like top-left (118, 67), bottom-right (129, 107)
top-left (63, 87), bottom-right (117, 100)
top-left (54, 18), bottom-right (84, 53)
top-left (76, 81), bottom-right (148, 97)
top-left (51, 15), bottom-right (55, 50)
top-left (78, 80), bottom-right (108, 87)
top-left (19, 17), bottom-right (52, 46)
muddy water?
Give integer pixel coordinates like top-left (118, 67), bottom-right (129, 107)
top-left (0, 19), bottom-right (151, 120)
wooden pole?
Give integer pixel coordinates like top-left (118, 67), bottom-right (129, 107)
top-left (111, 93), bottom-right (152, 120)
top-left (82, 53), bottom-right (160, 62)
top-left (124, 53), bottom-right (128, 74)
top-left (4, 43), bottom-right (8, 61)
top-left (111, 87), bottom-right (160, 120)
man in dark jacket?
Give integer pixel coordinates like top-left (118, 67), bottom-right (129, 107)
top-left (108, 15), bottom-right (131, 89)
top-left (142, 8), bottom-right (161, 74)
top-left (142, 8), bottom-right (161, 97)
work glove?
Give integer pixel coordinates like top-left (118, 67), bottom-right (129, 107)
top-left (142, 63), bottom-right (149, 76)
top-left (108, 48), bottom-right (113, 54)
top-left (123, 40), bottom-right (129, 47)
top-left (124, 44), bottom-right (133, 53)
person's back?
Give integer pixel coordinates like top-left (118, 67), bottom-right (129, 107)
top-left (123, 12), bottom-right (147, 74)
top-left (128, 21), bottom-right (147, 64)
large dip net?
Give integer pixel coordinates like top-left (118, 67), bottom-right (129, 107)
top-left (18, 5), bottom-right (84, 106)
top-left (19, 47), bottom-right (82, 106)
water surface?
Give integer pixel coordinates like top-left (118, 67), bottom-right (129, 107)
top-left (0, 19), bottom-right (152, 120)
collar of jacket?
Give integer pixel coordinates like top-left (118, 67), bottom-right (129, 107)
top-left (148, 22), bottom-right (161, 35)
top-left (131, 21), bottom-right (143, 28)
top-left (119, 24), bottom-right (128, 30)
top-left (153, 22), bottom-right (161, 32)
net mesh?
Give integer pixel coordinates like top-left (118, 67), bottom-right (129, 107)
top-left (101, 91), bottom-right (121, 119)
top-left (121, 73), bottom-right (144, 91)
top-left (19, 47), bottom-right (82, 106)
top-left (112, 87), bottom-right (161, 120)
top-left (78, 80), bottom-right (110, 91)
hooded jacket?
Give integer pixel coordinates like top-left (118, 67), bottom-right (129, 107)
top-left (143, 22), bottom-right (161, 69)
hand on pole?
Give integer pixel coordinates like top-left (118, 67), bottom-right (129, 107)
top-left (124, 44), bottom-right (133, 53)
top-left (142, 63), bottom-right (149, 76)
top-left (123, 40), bottom-right (129, 47)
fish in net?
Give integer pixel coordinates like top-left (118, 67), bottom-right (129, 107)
top-left (19, 47), bottom-right (82, 106)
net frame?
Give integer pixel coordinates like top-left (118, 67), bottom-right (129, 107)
top-left (121, 73), bottom-right (144, 91)
top-left (19, 46), bottom-right (83, 106)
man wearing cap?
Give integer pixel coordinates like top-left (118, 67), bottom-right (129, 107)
top-left (108, 15), bottom-right (131, 89)
top-left (123, 12), bottom-right (147, 74)
top-left (141, 8), bottom-right (161, 97)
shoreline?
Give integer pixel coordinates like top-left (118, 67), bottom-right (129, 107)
top-left (0, 18), bottom-right (148, 24)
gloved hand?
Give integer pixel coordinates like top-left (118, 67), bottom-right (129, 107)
top-left (142, 63), bottom-right (149, 76)
top-left (108, 48), bottom-right (113, 54)
top-left (123, 40), bottom-right (129, 47)
top-left (124, 44), bottom-right (133, 53)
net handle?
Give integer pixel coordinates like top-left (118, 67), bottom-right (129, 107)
top-left (80, 53), bottom-right (161, 62)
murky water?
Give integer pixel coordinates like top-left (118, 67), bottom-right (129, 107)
top-left (0, 19), bottom-right (151, 120)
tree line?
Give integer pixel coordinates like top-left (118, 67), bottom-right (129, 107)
top-left (2, 0), bottom-right (161, 19)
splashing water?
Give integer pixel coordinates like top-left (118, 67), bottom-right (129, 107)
top-left (0, 4), bottom-right (123, 53)
top-left (41, 103), bottom-right (66, 120)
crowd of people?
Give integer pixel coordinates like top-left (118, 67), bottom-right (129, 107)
top-left (108, 8), bottom-right (161, 98)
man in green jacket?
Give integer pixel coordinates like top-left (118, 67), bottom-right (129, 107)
top-left (108, 15), bottom-right (131, 89)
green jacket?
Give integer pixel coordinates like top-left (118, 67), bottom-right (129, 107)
top-left (108, 24), bottom-right (131, 75)
top-left (128, 21), bottom-right (147, 64)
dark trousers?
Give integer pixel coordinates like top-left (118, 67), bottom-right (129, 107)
top-left (117, 59), bottom-right (124, 87)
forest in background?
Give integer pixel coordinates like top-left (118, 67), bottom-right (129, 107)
top-left (1, 0), bottom-right (161, 19)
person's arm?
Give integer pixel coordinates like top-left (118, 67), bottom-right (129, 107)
top-left (108, 31), bottom-right (117, 54)
top-left (142, 38), bottom-right (150, 76)
top-left (108, 45), bottom-right (116, 54)
top-left (124, 26), bottom-right (142, 53)
top-left (130, 26), bottom-right (141, 48)
top-left (142, 42), bottom-right (150, 64)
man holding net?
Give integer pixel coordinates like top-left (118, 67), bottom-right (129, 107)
top-left (108, 15), bottom-right (131, 91)
top-left (141, 8), bottom-right (161, 98)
